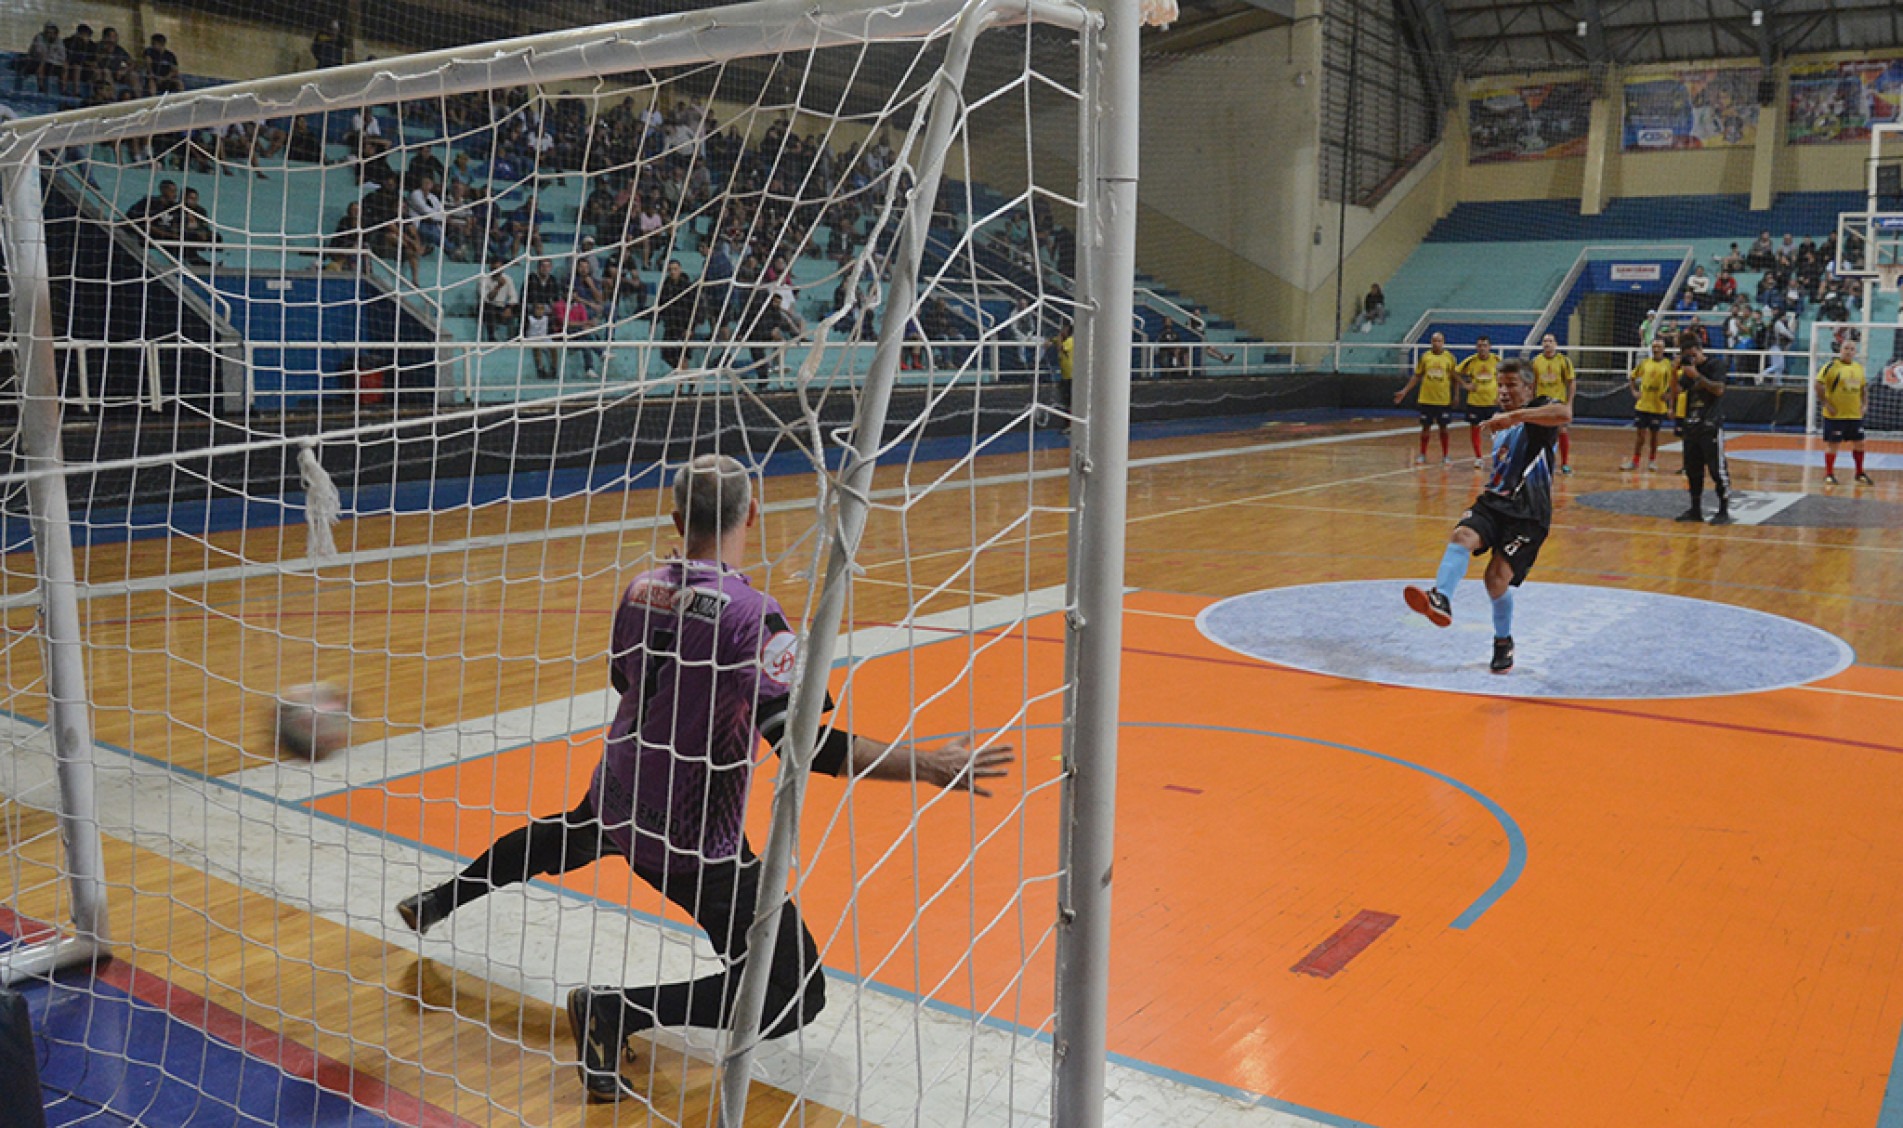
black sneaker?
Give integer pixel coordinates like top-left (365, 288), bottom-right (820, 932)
top-left (1824, 474), bottom-right (1839, 486)
top-left (568, 988), bottom-right (640, 1103)
top-left (1403, 584), bottom-right (1452, 627)
top-left (1707, 509), bottom-right (1734, 526)
top-left (395, 890), bottom-right (447, 937)
top-left (1857, 473), bottom-right (1875, 486)
top-left (1673, 507), bottom-right (1704, 522)
top-left (1490, 637), bottom-right (1514, 674)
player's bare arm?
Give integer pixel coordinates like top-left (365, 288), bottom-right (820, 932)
top-left (841, 733), bottom-right (1016, 796)
top-left (1484, 401), bottom-right (1571, 432)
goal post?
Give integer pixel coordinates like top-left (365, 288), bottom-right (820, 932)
top-left (0, 0), bottom-right (1141, 1124)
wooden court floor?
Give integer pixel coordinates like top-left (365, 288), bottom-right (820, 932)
top-left (7, 415), bottom-right (1903, 1127)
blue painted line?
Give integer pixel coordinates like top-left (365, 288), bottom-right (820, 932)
top-left (1116, 722), bottom-right (1524, 930)
top-left (1882, 1030), bottom-right (1903, 1128)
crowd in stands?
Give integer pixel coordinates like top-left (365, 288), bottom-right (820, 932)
top-left (1654, 227), bottom-right (1864, 376)
top-left (11, 22), bottom-right (182, 106)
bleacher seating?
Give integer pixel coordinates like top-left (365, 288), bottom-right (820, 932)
top-left (5, 60), bottom-right (1265, 408)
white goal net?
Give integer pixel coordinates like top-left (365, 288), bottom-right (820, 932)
top-left (0, 0), bottom-right (1139, 1124)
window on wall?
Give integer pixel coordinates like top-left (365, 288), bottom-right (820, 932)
top-left (1321, 0), bottom-right (1445, 206)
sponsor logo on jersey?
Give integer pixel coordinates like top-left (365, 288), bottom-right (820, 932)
top-left (761, 631), bottom-right (800, 686)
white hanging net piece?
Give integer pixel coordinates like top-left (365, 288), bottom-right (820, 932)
top-left (1141, 0), bottom-right (1179, 28)
top-left (296, 440), bottom-right (342, 562)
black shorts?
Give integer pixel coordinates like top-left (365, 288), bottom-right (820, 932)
top-left (1634, 410), bottom-right (1666, 432)
top-left (1465, 404), bottom-right (1499, 425)
top-left (1823, 417), bottom-right (1866, 443)
top-left (1418, 404), bottom-right (1453, 426)
top-left (1456, 493), bottom-right (1548, 587)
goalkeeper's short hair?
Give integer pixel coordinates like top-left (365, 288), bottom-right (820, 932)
top-left (673, 454), bottom-right (752, 540)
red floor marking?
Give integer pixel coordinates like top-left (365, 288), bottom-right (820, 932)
top-left (1163, 784), bottom-right (1204, 795)
top-left (0, 907), bottom-right (479, 1128)
top-left (1291, 910), bottom-right (1400, 979)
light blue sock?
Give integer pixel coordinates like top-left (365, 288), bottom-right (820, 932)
top-left (1433, 543), bottom-right (1472, 600)
top-left (1491, 589), bottom-right (1514, 639)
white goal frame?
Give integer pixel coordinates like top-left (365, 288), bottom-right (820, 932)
top-left (0, 1), bottom-right (1141, 1125)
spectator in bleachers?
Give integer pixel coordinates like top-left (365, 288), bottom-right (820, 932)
top-left (1765, 309), bottom-right (1797, 379)
top-left (61, 25), bottom-right (97, 95)
top-left (406, 174), bottom-right (446, 251)
top-left (15, 24), bottom-right (66, 95)
top-left (1820, 284), bottom-right (1852, 323)
top-left (287, 116), bottom-right (323, 163)
top-left (656, 259), bottom-right (696, 370)
top-left (1745, 230), bottom-right (1775, 271)
top-left (1713, 268), bottom-right (1737, 304)
top-left (311, 21), bottom-right (347, 69)
top-left (95, 28), bottom-right (135, 97)
top-left (525, 303), bottom-right (556, 380)
top-left (127, 179), bottom-right (184, 250)
top-left (180, 187), bottom-right (219, 264)
top-left (478, 262), bottom-right (519, 340)
top-left (1157, 318), bottom-right (1187, 373)
top-left (345, 108), bottom-right (391, 159)
top-left (607, 245), bottom-right (648, 316)
top-left (557, 299), bottom-right (602, 378)
top-left (1685, 265), bottom-right (1714, 308)
top-left (1714, 243), bottom-right (1745, 272)
top-left (142, 34), bottom-right (182, 95)
top-left (326, 201), bottom-right (365, 271)
top-left (1351, 284), bottom-right (1388, 332)
top-left (569, 257), bottom-right (609, 322)
top-left (1778, 233), bottom-right (1797, 261)
top-left (525, 258), bottom-right (563, 311)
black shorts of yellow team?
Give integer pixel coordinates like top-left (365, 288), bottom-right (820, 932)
top-left (1634, 410), bottom-right (1667, 432)
top-left (1456, 493), bottom-right (1547, 587)
top-left (1418, 404), bottom-right (1453, 426)
top-left (1465, 404), bottom-right (1498, 426)
top-left (1823, 417), bottom-right (1865, 444)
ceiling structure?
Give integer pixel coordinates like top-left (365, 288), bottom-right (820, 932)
top-left (1438, 0), bottom-right (1903, 78)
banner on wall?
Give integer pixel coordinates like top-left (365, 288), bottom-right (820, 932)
top-left (1621, 67), bottom-right (1762, 150)
top-left (1466, 81), bottom-right (1594, 163)
top-left (1787, 59), bottom-right (1903, 145)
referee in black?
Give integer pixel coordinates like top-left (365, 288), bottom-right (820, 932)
top-left (1674, 329), bottom-right (1733, 526)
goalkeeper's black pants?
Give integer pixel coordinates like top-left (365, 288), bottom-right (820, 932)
top-left (1682, 425), bottom-right (1729, 511)
top-left (439, 796), bottom-right (825, 1040)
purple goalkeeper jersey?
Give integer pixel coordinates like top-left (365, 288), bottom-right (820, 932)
top-left (589, 560), bottom-right (802, 872)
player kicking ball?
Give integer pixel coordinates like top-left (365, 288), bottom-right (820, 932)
top-left (1403, 360), bottom-right (1570, 673)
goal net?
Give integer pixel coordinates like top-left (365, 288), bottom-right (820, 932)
top-left (0, 0), bottom-right (1137, 1124)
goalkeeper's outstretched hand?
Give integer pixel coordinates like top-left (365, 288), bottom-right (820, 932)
top-left (917, 736), bottom-right (1015, 797)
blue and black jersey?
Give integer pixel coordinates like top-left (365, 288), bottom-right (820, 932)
top-left (1483, 396), bottom-right (1560, 527)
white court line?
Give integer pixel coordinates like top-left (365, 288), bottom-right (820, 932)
top-left (13, 424), bottom-right (1418, 612)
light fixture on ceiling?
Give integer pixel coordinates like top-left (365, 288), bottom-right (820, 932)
top-left (1751, 9), bottom-right (1764, 26)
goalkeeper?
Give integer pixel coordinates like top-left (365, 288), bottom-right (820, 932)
top-left (395, 454), bottom-right (1012, 1101)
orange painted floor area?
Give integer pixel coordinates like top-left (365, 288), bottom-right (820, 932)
top-left (312, 589), bottom-right (1903, 1128)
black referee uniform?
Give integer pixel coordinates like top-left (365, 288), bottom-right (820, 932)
top-left (1677, 352), bottom-right (1730, 524)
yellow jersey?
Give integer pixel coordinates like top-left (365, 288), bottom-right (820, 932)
top-left (1457, 354), bottom-right (1499, 407)
top-left (1414, 349), bottom-right (1457, 407)
top-left (1531, 352), bottom-right (1574, 402)
top-left (1631, 358), bottom-right (1674, 415)
top-left (1818, 360), bottom-right (1865, 421)
top-left (1058, 335), bottom-right (1074, 382)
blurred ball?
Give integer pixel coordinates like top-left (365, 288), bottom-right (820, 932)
top-left (276, 682), bottom-right (351, 760)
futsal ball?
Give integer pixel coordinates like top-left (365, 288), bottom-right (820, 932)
top-left (276, 682), bottom-right (351, 760)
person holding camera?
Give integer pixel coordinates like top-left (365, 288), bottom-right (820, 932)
top-left (1674, 331), bottom-right (1732, 526)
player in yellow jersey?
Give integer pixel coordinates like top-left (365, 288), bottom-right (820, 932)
top-left (1396, 331), bottom-right (1459, 464)
top-left (1456, 336), bottom-right (1500, 467)
top-left (1624, 337), bottom-right (1675, 472)
top-left (1530, 334), bottom-right (1576, 474)
top-left (1816, 336), bottom-right (1874, 486)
